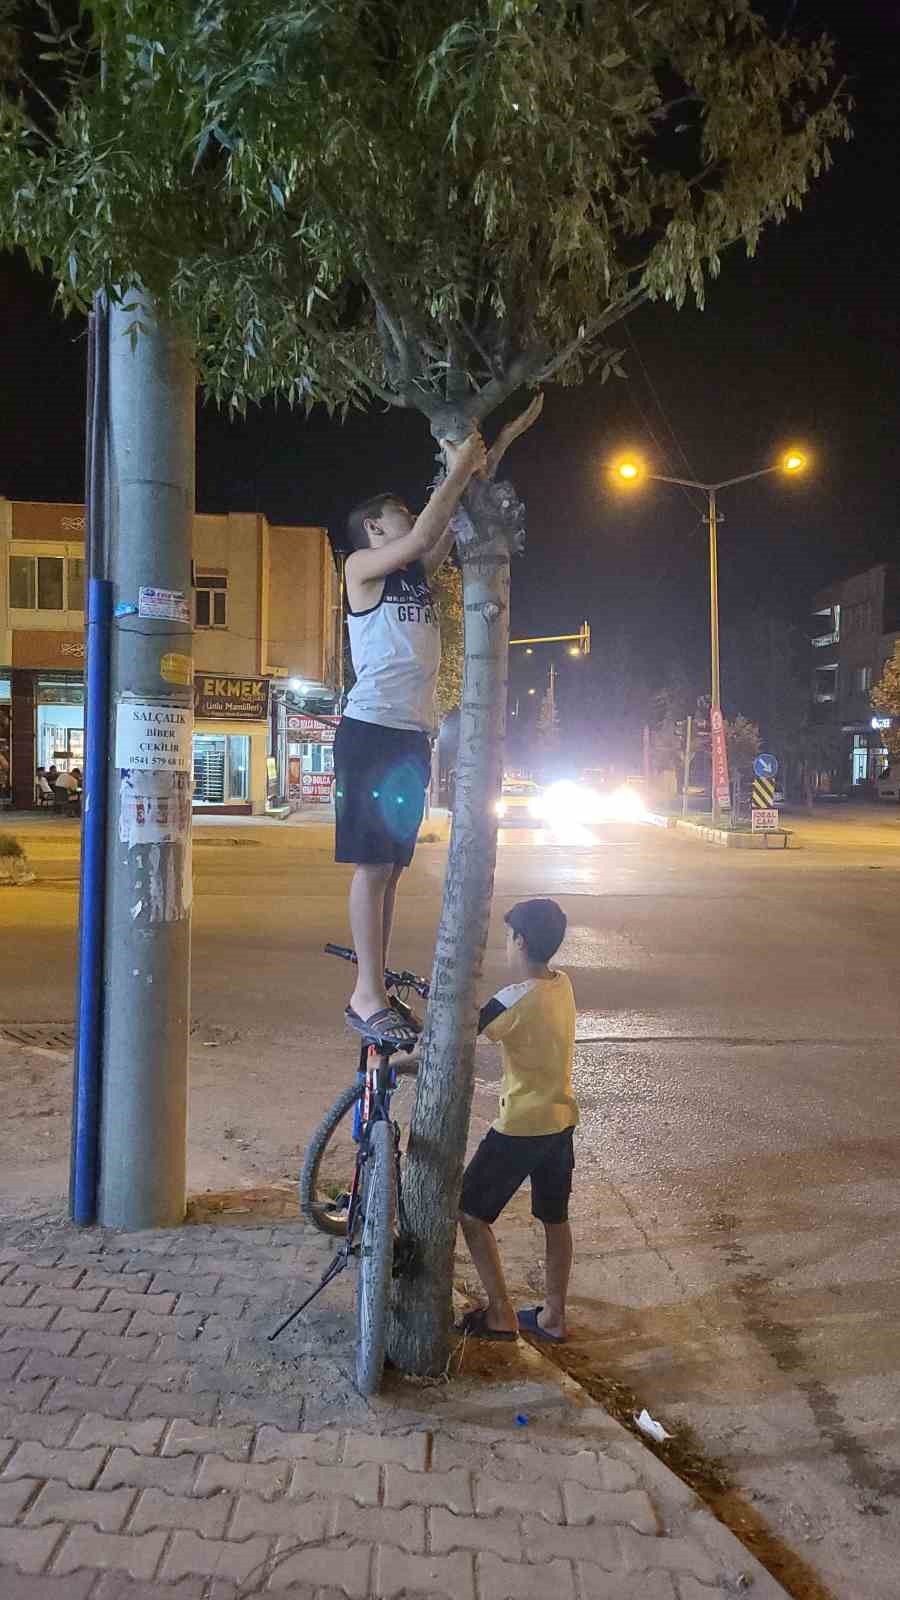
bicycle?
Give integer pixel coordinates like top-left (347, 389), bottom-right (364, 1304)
top-left (269, 943), bottom-right (429, 1397)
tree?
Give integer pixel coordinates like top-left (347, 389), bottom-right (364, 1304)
top-left (0, 0), bottom-right (848, 1372)
top-left (724, 714), bottom-right (760, 779)
top-left (430, 561), bottom-right (464, 720)
top-left (872, 643), bottom-right (900, 761)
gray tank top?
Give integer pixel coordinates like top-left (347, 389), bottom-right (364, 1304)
top-left (344, 561), bottom-right (440, 733)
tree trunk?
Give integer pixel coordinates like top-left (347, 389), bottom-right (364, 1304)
top-left (388, 489), bottom-right (515, 1375)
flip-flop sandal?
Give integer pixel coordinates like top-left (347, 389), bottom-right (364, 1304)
top-left (386, 992), bottom-right (423, 1033)
top-left (344, 1005), bottom-right (419, 1048)
top-left (455, 1307), bottom-right (518, 1342)
top-left (517, 1306), bottom-right (566, 1343)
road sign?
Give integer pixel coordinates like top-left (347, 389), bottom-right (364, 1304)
top-left (754, 753), bottom-right (779, 779)
top-left (751, 807), bottom-right (780, 833)
top-left (752, 775), bottom-right (776, 809)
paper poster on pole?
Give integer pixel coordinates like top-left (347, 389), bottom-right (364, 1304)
top-left (115, 700), bottom-right (193, 773)
top-left (710, 705), bottom-right (731, 811)
top-left (751, 808), bottom-right (780, 833)
top-left (138, 586), bottom-right (191, 623)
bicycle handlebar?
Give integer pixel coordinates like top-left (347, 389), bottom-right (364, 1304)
top-left (324, 942), bottom-right (430, 999)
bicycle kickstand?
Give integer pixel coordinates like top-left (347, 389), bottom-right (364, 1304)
top-left (268, 1246), bottom-right (351, 1342)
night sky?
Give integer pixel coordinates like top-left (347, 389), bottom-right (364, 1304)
top-left (1, 0), bottom-right (897, 726)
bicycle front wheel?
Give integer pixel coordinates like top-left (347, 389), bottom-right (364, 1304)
top-left (300, 1081), bottom-right (362, 1237)
top-left (355, 1118), bottom-right (396, 1397)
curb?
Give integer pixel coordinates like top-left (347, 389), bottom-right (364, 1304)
top-left (673, 819), bottom-right (791, 849)
top-left (514, 1337), bottom-right (791, 1598)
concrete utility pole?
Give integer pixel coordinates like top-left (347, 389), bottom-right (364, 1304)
top-left (97, 294), bottom-right (195, 1229)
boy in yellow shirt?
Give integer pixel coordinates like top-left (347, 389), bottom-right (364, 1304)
top-left (457, 899), bottom-right (578, 1343)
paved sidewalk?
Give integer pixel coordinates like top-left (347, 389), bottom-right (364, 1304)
top-left (0, 1210), bottom-right (788, 1599)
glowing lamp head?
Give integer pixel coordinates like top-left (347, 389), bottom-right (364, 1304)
top-left (618, 460), bottom-right (640, 481)
top-left (783, 450), bottom-right (806, 474)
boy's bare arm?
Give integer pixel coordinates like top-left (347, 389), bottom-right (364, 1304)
top-left (422, 518), bottom-right (459, 576)
top-left (347, 433), bottom-right (486, 586)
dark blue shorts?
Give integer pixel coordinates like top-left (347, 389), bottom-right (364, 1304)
top-left (334, 716), bottom-right (431, 867)
top-left (460, 1126), bottom-right (575, 1225)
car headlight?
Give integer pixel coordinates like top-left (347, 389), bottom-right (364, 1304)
top-left (528, 796), bottom-right (544, 818)
top-left (495, 800), bottom-right (507, 818)
top-left (608, 784), bottom-right (647, 821)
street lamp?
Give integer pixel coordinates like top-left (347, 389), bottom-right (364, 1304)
top-left (614, 447), bottom-right (809, 824)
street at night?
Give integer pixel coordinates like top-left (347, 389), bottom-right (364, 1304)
top-left (2, 808), bottom-right (898, 1596)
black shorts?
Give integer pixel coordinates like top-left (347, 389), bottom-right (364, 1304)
top-left (460, 1126), bottom-right (575, 1226)
top-left (334, 716), bottom-right (431, 867)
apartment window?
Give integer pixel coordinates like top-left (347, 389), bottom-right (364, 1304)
top-left (9, 554), bottom-right (82, 612)
top-left (853, 665), bottom-right (873, 693)
top-left (195, 571), bottom-right (228, 628)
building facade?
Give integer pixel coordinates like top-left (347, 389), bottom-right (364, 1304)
top-left (810, 563), bottom-right (900, 788)
top-left (0, 498), bottom-right (340, 814)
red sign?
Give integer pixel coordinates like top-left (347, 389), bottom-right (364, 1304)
top-left (710, 706), bottom-right (731, 811)
top-left (287, 713), bottom-right (338, 744)
top-left (302, 772), bottom-right (334, 803)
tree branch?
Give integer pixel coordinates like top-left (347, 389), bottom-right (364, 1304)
top-left (534, 283), bottom-right (649, 383)
top-left (485, 392), bottom-right (545, 479)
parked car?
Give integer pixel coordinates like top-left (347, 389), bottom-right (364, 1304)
top-left (495, 776), bottom-right (545, 824)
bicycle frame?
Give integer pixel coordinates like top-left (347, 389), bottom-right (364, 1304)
top-left (345, 1044), bottom-right (397, 1241)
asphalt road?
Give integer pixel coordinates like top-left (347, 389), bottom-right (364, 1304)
top-left (1, 802), bottom-right (899, 1597)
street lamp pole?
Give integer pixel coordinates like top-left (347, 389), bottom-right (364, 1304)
top-left (616, 453), bottom-right (806, 826)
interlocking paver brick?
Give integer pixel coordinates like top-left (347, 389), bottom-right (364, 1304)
top-left (0, 1406), bottom-right (80, 1447)
top-left (383, 1464), bottom-right (473, 1514)
top-left (578, 1565), bottom-right (677, 1599)
top-left (20, 1351), bottom-right (109, 1385)
top-left (104, 1357), bottom-right (190, 1389)
top-left (160, 1530), bottom-right (272, 1584)
top-left (430, 1506), bottom-right (522, 1560)
top-left (52, 1307), bottom-right (134, 1336)
top-left (131, 1388), bottom-right (219, 1423)
top-left (10, 1265), bottom-right (85, 1290)
top-left (289, 1461), bottom-right (380, 1506)
top-left (0, 1521), bottom-right (65, 1572)
top-left (255, 1425), bottom-right (340, 1465)
top-left (563, 1483), bottom-right (659, 1534)
top-left (0, 1284), bottom-right (36, 1307)
top-left (216, 1394), bottom-right (302, 1431)
top-left (230, 1490), bottom-right (329, 1541)
top-left (341, 1430), bottom-right (429, 1469)
top-left (45, 1381), bottom-right (137, 1418)
top-left (25, 1481), bottom-right (136, 1532)
top-left (524, 1515), bottom-right (620, 1567)
top-left (0, 1349), bottom-right (28, 1380)
top-left (0, 1327), bottom-right (81, 1357)
top-left (330, 1497), bottom-right (426, 1551)
top-left (162, 1419), bottom-right (254, 1460)
top-left (0, 1306), bottom-right (55, 1331)
top-left (474, 1474), bottom-right (564, 1523)
top-left (0, 1379), bottom-right (54, 1414)
top-left (150, 1272), bottom-right (221, 1297)
top-left (0, 1569), bottom-right (94, 1599)
top-left (489, 1442), bottom-right (635, 1492)
top-left (374, 1543), bottom-right (475, 1600)
top-left (75, 1331), bottom-right (157, 1361)
top-left (102, 1290), bottom-right (177, 1317)
top-left (618, 1530), bottom-right (719, 1585)
top-left (0, 1437), bottom-right (14, 1468)
top-left (96, 1445), bottom-right (200, 1494)
top-left (68, 1414), bottom-right (167, 1453)
top-left (270, 1539), bottom-right (372, 1596)
top-left (80, 1269), bottom-right (153, 1294)
top-left (478, 1552), bottom-right (576, 1600)
top-left (3, 1442), bottom-right (107, 1488)
top-left (0, 1475), bottom-right (40, 1523)
top-left (53, 1525), bottom-right (167, 1580)
top-left (194, 1454), bottom-right (291, 1499)
top-left (92, 1579), bottom-right (210, 1600)
top-left (175, 1294), bottom-right (250, 1321)
top-left (129, 1311), bottom-right (204, 1340)
top-left (31, 1286), bottom-right (107, 1312)
top-left (129, 1485), bottom-right (232, 1538)
top-left (155, 1332), bottom-right (231, 1365)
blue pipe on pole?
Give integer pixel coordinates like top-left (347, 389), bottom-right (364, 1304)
top-left (71, 575), bottom-right (112, 1225)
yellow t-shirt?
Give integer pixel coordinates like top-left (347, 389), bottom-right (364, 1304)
top-left (482, 972), bottom-right (579, 1137)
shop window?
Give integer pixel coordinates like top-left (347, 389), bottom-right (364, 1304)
top-left (195, 571), bottom-right (228, 628)
top-left (852, 665), bottom-right (873, 693)
top-left (193, 733), bottom-right (250, 804)
top-left (9, 554), bottom-right (82, 611)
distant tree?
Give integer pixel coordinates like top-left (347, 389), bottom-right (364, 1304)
top-left (872, 643), bottom-right (900, 760)
top-left (725, 714), bottom-right (761, 778)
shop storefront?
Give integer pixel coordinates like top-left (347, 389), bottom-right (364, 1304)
top-left (193, 673), bottom-right (270, 815)
top-left (286, 711), bottom-right (337, 808)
